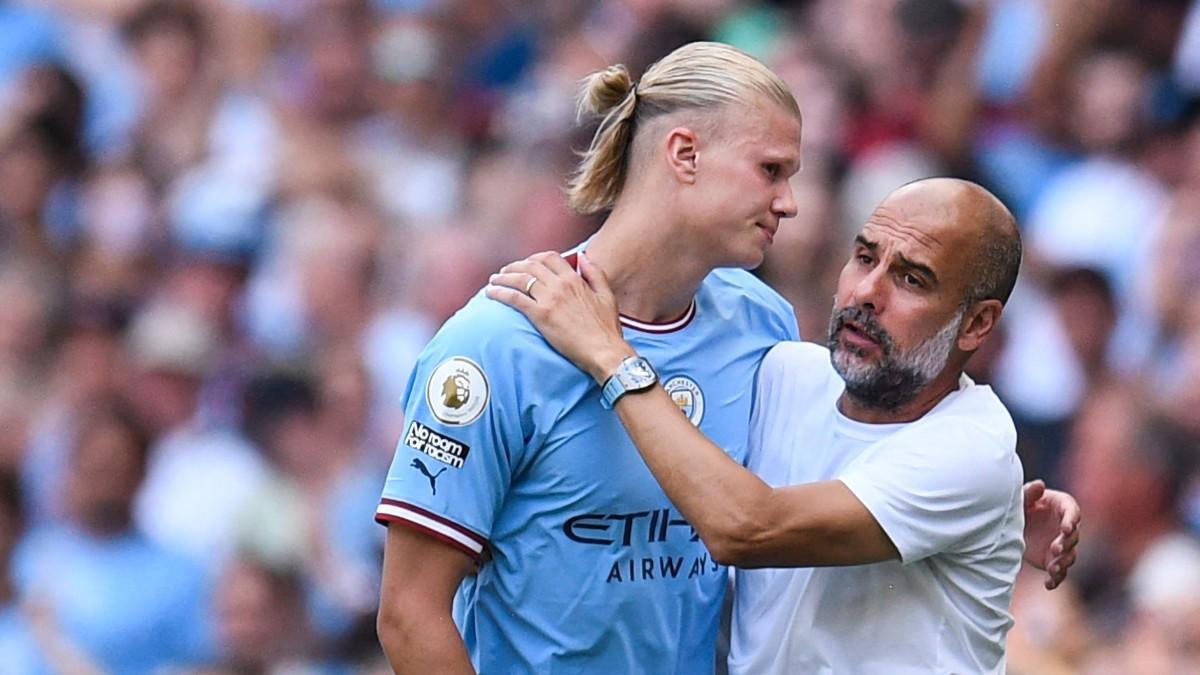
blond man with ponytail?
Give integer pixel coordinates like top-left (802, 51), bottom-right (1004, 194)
top-left (377, 42), bottom-right (803, 674)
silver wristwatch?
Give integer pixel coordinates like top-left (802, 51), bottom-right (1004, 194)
top-left (600, 356), bottom-right (658, 409)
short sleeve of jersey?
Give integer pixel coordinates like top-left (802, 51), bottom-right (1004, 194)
top-left (838, 418), bottom-right (1023, 564)
top-left (375, 300), bottom-right (529, 561)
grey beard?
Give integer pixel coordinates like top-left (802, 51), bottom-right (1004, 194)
top-left (828, 304), bottom-right (963, 412)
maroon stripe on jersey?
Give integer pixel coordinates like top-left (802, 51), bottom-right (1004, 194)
top-left (378, 498), bottom-right (489, 549)
top-left (375, 513), bottom-right (483, 560)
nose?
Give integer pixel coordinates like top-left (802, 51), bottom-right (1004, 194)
top-left (772, 180), bottom-right (798, 219)
top-left (850, 264), bottom-right (888, 314)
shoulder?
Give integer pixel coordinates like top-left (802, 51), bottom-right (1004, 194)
top-left (759, 341), bottom-right (837, 390)
top-left (888, 383), bottom-right (1022, 500)
top-left (705, 268), bottom-right (799, 338)
top-left (922, 381), bottom-right (1018, 456)
top-left (436, 291), bottom-right (546, 348)
top-left (422, 291), bottom-right (565, 369)
top-left (706, 268), bottom-right (791, 312)
top-left (410, 291), bottom-right (583, 412)
top-left (752, 342), bottom-right (842, 431)
top-left (762, 340), bottom-right (831, 371)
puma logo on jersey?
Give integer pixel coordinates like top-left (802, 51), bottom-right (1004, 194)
top-left (411, 458), bottom-right (448, 495)
top-left (404, 421), bottom-right (471, 469)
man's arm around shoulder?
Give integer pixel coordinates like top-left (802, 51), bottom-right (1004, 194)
top-left (378, 525), bottom-right (476, 674)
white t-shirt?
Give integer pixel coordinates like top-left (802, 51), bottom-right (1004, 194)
top-left (730, 342), bottom-right (1025, 675)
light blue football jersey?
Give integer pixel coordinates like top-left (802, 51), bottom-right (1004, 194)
top-left (377, 259), bottom-right (798, 674)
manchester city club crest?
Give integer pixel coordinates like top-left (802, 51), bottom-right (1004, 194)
top-left (663, 376), bottom-right (705, 426)
top-left (426, 356), bottom-right (490, 425)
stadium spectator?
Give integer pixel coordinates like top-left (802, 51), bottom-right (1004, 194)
top-left (13, 400), bottom-right (214, 673)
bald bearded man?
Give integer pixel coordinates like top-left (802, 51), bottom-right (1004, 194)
top-left (489, 178), bottom-right (1050, 674)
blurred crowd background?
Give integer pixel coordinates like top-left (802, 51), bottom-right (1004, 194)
top-left (0, 0), bottom-right (1198, 672)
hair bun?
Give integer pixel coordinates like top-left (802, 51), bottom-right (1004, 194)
top-left (580, 64), bottom-right (634, 116)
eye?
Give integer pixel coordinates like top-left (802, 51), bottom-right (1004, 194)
top-left (856, 253), bottom-right (874, 266)
top-left (762, 163), bottom-right (781, 179)
top-left (902, 273), bottom-right (924, 288)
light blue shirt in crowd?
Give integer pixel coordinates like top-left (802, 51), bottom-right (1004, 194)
top-left (12, 525), bottom-right (215, 675)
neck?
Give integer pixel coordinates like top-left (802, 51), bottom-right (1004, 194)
top-left (585, 203), bottom-right (712, 323)
top-left (837, 369), bottom-right (963, 424)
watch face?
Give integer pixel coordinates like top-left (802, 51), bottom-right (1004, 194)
top-left (629, 362), bottom-right (655, 381)
top-left (620, 358), bottom-right (657, 388)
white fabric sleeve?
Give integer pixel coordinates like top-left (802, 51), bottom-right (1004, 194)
top-left (837, 419), bottom-right (1022, 564)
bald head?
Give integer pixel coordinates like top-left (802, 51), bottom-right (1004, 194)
top-left (882, 178), bottom-right (1021, 305)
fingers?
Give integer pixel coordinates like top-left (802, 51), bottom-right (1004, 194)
top-left (1043, 526), bottom-right (1081, 591)
top-left (1023, 480), bottom-right (1045, 508)
top-left (492, 252), bottom-right (614, 322)
top-left (503, 252), bottom-right (576, 280)
top-left (1063, 505), bottom-right (1082, 534)
top-left (530, 250), bottom-right (576, 276)
top-left (495, 258), bottom-right (563, 301)
top-left (499, 258), bottom-right (557, 284)
top-left (498, 253), bottom-right (594, 300)
top-left (578, 252), bottom-right (614, 298)
top-left (1050, 488), bottom-right (1081, 527)
top-left (1044, 549), bottom-right (1077, 590)
top-left (489, 271), bottom-right (537, 295)
top-left (485, 284), bottom-right (538, 315)
top-left (1063, 523), bottom-right (1080, 547)
top-left (1057, 549), bottom-right (1077, 574)
top-left (1045, 555), bottom-right (1067, 590)
top-left (1053, 525), bottom-right (1081, 557)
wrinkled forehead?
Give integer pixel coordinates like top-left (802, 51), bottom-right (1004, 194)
top-left (861, 203), bottom-right (948, 256)
top-left (860, 191), bottom-right (981, 284)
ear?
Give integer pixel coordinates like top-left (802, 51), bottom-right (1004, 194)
top-left (957, 299), bottom-right (1003, 352)
top-left (664, 126), bottom-right (700, 185)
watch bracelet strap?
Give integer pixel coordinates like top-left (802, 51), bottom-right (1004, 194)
top-left (600, 374), bottom-right (624, 409)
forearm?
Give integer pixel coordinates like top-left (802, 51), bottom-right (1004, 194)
top-left (487, 253), bottom-right (899, 568)
top-left (611, 386), bottom-right (777, 563)
top-left (608, 381), bottom-right (896, 568)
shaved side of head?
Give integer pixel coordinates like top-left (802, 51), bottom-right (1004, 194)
top-left (960, 182), bottom-right (1021, 305)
